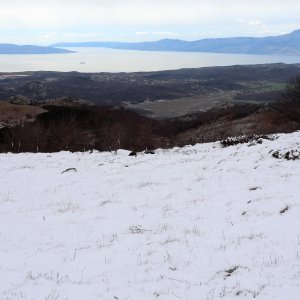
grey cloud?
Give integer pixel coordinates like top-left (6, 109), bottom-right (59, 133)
top-left (0, 1), bottom-right (299, 34)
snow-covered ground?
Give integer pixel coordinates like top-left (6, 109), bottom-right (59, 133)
top-left (0, 132), bottom-right (299, 300)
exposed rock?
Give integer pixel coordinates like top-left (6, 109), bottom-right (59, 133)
top-left (8, 94), bottom-right (38, 105)
top-left (144, 150), bottom-right (155, 154)
top-left (129, 151), bottom-right (137, 157)
top-left (45, 97), bottom-right (94, 107)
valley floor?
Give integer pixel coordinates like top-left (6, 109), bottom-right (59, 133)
top-left (0, 132), bottom-right (299, 299)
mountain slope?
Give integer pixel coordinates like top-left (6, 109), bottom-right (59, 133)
top-left (0, 44), bottom-right (75, 54)
top-left (0, 131), bottom-right (300, 299)
top-left (52, 29), bottom-right (300, 55)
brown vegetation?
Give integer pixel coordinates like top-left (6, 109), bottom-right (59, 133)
top-left (0, 105), bottom-right (160, 153)
top-left (0, 101), bottom-right (46, 127)
top-left (1, 74), bottom-right (300, 153)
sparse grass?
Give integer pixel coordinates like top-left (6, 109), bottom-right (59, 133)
top-left (129, 225), bottom-right (150, 234)
top-left (98, 199), bottom-right (111, 207)
top-left (137, 181), bottom-right (155, 188)
top-left (247, 82), bottom-right (287, 92)
top-left (162, 204), bottom-right (172, 218)
top-left (0, 192), bottom-right (15, 203)
top-left (235, 284), bottom-right (266, 298)
top-left (237, 233), bottom-right (264, 244)
top-left (45, 289), bottom-right (60, 300)
top-left (160, 237), bottom-right (180, 245)
top-left (27, 271), bottom-right (66, 285)
top-left (184, 225), bottom-right (202, 237)
top-left (57, 201), bottom-right (80, 213)
top-left (97, 233), bottom-right (118, 249)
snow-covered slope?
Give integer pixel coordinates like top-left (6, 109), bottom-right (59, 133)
top-left (0, 132), bottom-right (299, 300)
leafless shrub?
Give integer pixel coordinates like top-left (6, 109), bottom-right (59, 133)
top-left (224, 266), bottom-right (239, 278)
top-left (221, 134), bottom-right (276, 147)
top-left (272, 149), bottom-right (300, 160)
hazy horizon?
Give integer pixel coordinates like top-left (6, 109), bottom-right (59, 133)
top-left (2, 29), bottom-right (300, 47)
top-left (1, 0), bottom-right (300, 45)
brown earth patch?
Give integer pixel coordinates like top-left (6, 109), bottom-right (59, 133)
top-left (0, 101), bottom-right (47, 127)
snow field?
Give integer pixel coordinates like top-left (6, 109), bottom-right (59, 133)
top-left (0, 131), bottom-right (300, 299)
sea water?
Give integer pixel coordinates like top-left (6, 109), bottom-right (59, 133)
top-left (0, 47), bottom-right (299, 73)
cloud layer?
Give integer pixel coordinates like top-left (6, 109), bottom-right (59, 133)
top-left (0, 0), bottom-right (300, 44)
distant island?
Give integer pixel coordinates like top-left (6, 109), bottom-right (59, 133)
top-left (0, 44), bottom-right (75, 54)
top-left (52, 29), bottom-right (300, 56)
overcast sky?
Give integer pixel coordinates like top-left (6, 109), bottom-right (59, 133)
top-left (1, 0), bottom-right (300, 45)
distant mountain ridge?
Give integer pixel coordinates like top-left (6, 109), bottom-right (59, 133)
top-left (0, 44), bottom-right (75, 54)
top-left (52, 30), bottom-right (300, 56)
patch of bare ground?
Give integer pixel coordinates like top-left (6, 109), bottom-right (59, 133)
top-left (125, 91), bottom-right (237, 119)
top-left (175, 107), bottom-right (300, 146)
top-left (0, 101), bottom-right (47, 127)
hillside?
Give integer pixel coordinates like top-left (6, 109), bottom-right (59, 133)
top-left (0, 101), bottom-right (47, 129)
top-left (0, 44), bottom-right (74, 54)
top-left (0, 64), bottom-right (299, 118)
top-left (52, 29), bottom-right (300, 56)
top-left (0, 131), bottom-right (300, 299)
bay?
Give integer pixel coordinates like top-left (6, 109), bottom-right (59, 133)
top-left (0, 47), bottom-right (299, 73)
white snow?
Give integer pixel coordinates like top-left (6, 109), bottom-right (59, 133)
top-left (0, 131), bottom-right (299, 300)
